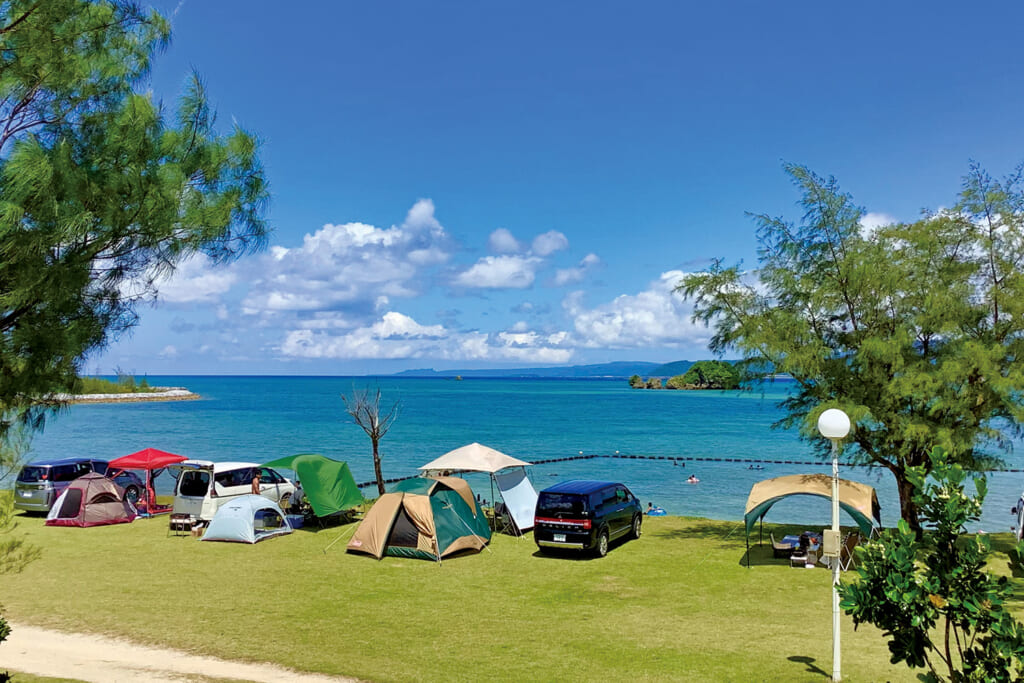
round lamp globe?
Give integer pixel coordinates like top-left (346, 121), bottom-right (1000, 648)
top-left (817, 408), bottom-right (851, 440)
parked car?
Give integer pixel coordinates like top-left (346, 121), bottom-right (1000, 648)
top-left (169, 460), bottom-right (295, 524)
top-left (533, 480), bottom-right (642, 557)
top-left (14, 457), bottom-right (145, 512)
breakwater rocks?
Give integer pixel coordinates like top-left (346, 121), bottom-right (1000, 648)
top-left (57, 387), bottom-right (200, 404)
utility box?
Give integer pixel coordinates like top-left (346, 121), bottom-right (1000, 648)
top-left (822, 529), bottom-right (841, 557)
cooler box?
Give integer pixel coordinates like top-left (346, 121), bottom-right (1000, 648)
top-left (286, 514), bottom-right (304, 529)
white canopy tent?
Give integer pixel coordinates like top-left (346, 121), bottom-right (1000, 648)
top-left (418, 442), bottom-right (537, 534)
top-left (418, 442), bottom-right (531, 474)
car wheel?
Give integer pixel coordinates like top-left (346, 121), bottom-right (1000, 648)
top-left (279, 493), bottom-right (291, 510)
top-left (629, 515), bottom-right (642, 540)
top-left (124, 485), bottom-right (140, 505)
top-left (595, 530), bottom-right (609, 558)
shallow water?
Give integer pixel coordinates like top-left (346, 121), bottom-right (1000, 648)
top-left (22, 376), bottom-right (1024, 533)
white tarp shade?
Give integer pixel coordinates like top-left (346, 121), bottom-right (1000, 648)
top-left (418, 442), bottom-right (532, 474)
top-left (494, 468), bottom-right (538, 532)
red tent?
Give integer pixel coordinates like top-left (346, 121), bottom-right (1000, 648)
top-left (108, 448), bottom-right (187, 515)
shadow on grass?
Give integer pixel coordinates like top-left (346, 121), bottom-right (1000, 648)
top-left (787, 655), bottom-right (829, 679)
top-left (530, 535), bottom-right (636, 561)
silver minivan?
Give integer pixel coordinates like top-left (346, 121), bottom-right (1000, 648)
top-left (14, 457), bottom-right (144, 512)
top-left (169, 460), bottom-right (295, 525)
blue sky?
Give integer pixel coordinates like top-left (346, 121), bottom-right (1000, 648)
top-left (94, 1), bottom-right (1024, 375)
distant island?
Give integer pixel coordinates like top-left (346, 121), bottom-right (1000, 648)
top-left (395, 360), bottom-right (696, 379)
top-left (629, 360), bottom-right (741, 390)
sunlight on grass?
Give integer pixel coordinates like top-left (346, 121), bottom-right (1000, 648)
top-left (2, 512), bottom-right (1019, 681)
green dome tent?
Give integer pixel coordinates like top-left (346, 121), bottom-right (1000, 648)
top-left (261, 454), bottom-right (363, 518)
top-left (347, 476), bottom-right (491, 561)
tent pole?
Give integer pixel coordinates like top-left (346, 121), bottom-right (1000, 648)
top-left (746, 534), bottom-right (750, 568)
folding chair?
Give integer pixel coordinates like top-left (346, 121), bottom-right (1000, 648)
top-left (838, 531), bottom-right (861, 571)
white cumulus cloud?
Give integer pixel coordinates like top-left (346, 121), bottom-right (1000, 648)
top-left (565, 270), bottom-right (710, 349)
top-left (453, 255), bottom-right (542, 289)
top-left (531, 230), bottom-right (569, 256)
top-left (488, 228), bottom-right (521, 254)
top-left (243, 199), bottom-right (452, 316)
top-left (155, 254), bottom-right (239, 304)
top-left (554, 253), bottom-right (601, 286)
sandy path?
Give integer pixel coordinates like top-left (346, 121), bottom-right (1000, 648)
top-left (0, 623), bottom-right (358, 683)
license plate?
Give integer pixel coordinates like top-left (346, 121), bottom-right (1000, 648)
top-left (554, 533), bottom-right (566, 542)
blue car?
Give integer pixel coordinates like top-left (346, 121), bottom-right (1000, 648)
top-left (14, 457), bottom-right (145, 512)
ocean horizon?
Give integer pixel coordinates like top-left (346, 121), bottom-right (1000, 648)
top-left (19, 375), bottom-right (1024, 534)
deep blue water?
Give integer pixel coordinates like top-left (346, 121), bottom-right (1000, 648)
top-left (21, 376), bottom-right (1024, 533)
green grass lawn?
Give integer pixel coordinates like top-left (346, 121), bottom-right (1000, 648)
top-left (2, 511), bottom-right (1020, 682)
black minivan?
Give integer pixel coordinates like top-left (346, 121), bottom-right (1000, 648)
top-left (534, 480), bottom-right (642, 557)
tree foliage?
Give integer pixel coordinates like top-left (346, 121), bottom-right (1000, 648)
top-left (0, 426), bottom-right (41, 645)
top-left (678, 162), bottom-right (1024, 528)
top-left (628, 374), bottom-right (645, 389)
top-left (668, 360), bottom-right (740, 389)
top-left (342, 387), bottom-right (400, 495)
top-left (0, 1), bottom-right (269, 428)
top-left (838, 449), bottom-right (1024, 681)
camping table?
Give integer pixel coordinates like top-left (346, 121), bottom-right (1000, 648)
top-left (781, 533), bottom-right (821, 563)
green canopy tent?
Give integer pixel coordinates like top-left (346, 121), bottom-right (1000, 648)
top-left (743, 473), bottom-right (881, 567)
top-left (261, 454), bottom-right (363, 519)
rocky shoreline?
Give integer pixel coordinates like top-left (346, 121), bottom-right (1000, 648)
top-left (58, 387), bottom-right (200, 404)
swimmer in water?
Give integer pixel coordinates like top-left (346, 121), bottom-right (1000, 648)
top-left (687, 474), bottom-right (700, 484)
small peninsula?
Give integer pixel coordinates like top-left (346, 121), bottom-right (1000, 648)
top-left (56, 375), bottom-right (200, 404)
top-left (629, 360), bottom-right (740, 390)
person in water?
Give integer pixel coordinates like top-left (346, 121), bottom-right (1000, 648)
top-left (687, 474), bottom-right (700, 484)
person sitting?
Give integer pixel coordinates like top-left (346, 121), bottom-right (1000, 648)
top-left (291, 479), bottom-right (306, 514)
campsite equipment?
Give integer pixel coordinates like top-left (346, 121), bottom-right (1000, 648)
top-left (418, 443), bottom-right (537, 534)
top-left (168, 460), bottom-right (296, 527)
top-left (347, 476), bottom-right (491, 561)
top-left (261, 453), bottom-right (363, 519)
top-left (45, 472), bottom-right (137, 527)
top-left (200, 494), bottom-right (293, 544)
top-left (108, 447), bottom-right (187, 515)
top-left (743, 473), bottom-right (881, 567)
top-left (15, 457), bottom-right (144, 512)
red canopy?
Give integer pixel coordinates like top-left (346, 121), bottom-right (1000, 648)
top-left (108, 448), bottom-right (186, 471)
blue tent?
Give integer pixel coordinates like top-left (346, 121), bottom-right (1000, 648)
top-left (201, 494), bottom-right (293, 544)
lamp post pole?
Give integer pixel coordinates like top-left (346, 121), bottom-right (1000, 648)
top-left (817, 408), bottom-right (850, 683)
top-left (830, 435), bottom-right (841, 682)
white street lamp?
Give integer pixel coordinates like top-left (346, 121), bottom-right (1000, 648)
top-left (817, 408), bottom-right (850, 683)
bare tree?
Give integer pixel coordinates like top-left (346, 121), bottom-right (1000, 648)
top-left (341, 387), bottom-right (400, 495)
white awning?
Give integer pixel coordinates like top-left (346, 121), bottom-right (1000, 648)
top-left (418, 442), bottom-right (532, 474)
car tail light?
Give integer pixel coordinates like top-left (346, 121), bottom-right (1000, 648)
top-left (535, 517), bottom-right (591, 529)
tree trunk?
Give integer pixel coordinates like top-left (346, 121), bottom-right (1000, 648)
top-left (895, 471), bottom-right (922, 535)
top-left (372, 438), bottom-right (385, 495)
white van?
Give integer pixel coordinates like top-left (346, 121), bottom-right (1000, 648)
top-left (170, 460), bottom-right (295, 525)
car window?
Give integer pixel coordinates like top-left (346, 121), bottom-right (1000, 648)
top-left (616, 487), bottom-right (628, 502)
top-left (52, 465), bottom-right (78, 482)
top-left (602, 488), bottom-right (618, 506)
top-left (537, 493), bottom-right (586, 517)
top-left (259, 468), bottom-right (283, 484)
top-left (92, 461), bottom-right (109, 475)
top-left (17, 466), bottom-right (47, 483)
top-left (179, 471), bottom-right (210, 497)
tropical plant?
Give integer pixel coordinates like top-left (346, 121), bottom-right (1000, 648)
top-left (0, 428), bottom-right (41, 645)
top-left (628, 374), bottom-right (645, 389)
top-left (342, 387), bottom-right (400, 495)
top-left (0, 0), bottom-right (268, 429)
top-left (679, 162), bottom-right (1024, 529)
top-left (838, 448), bottom-right (1024, 681)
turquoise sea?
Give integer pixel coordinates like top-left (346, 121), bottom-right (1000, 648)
top-left (23, 376), bottom-right (1024, 533)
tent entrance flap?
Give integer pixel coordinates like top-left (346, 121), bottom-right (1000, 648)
top-left (387, 507), bottom-right (420, 548)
